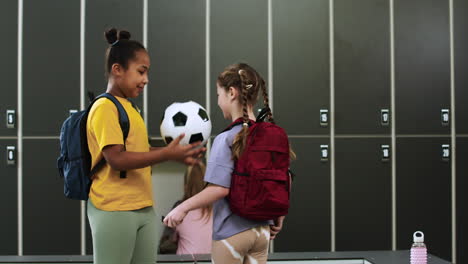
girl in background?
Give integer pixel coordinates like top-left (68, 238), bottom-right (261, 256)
top-left (159, 162), bottom-right (213, 255)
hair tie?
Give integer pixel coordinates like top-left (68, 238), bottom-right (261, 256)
top-left (245, 84), bottom-right (253, 90)
top-left (111, 40), bottom-right (119, 46)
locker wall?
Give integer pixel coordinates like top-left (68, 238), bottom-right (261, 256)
top-left (0, 0), bottom-right (464, 261)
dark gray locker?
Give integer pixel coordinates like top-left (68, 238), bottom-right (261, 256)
top-left (147, 0), bottom-right (206, 137)
top-left (334, 0), bottom-right (390, 135)
top-left (85, 0), bottom-right (144, 108)
top-left (86, 218), bottom-right (93, 254)
top-left (335, 138), bottom-right (392, 250)
top-left (455, 0), bottom-right (468, 134)
top-left (0, 140), bottom-right (17, 255)
top-left (274, 138), bottom-right (331, 252)
top-left (23, 139), bottom-right (80, 254)
top-left (456, 137), bottom-right (468, 264)
top-left (0, 0), bottom-right (17, 137)
top-left (394, 0), bottom-right (451, 135)
top-left (396, 138), bottom-right (451, 262)
top-left (272, 0), bottom-right (329, 135)
top-left (23, 0), bottom-right (80, 136)
top-left (210, 0), bottom-right (268, 133)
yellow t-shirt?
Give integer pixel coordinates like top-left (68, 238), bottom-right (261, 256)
top-left (86, 96), bottom-right (153, 211)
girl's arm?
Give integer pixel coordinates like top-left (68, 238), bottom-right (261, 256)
top-left (269, 216), bottom-right (285, 240)
top-left (102, 134), bottom-right (205, 171)
top-left (164, 184), bottom-right (229, 228)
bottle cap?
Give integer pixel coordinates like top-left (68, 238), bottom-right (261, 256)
top-left (413, 231), bottom-right (424, 243)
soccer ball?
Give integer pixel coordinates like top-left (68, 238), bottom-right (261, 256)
top-left (160, 101), bottom-right (212, 146)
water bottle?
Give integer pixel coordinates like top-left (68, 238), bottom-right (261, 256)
top-left (410, 231), bottom-right (427, 264)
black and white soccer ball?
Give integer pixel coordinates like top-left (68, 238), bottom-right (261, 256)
top-left (160, 101), bottom-right (212, 146)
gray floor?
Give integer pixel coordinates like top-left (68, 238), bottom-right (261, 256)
top-left (0, 251), bottom-right (451, 264)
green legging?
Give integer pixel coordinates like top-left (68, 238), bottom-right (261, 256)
top-left (87, 200), bottom-right (157, 264)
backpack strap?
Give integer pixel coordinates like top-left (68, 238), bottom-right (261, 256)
top-left (221, 108), bottom-right (271, 133)
top-left (98, 93), bottom-right (130, 141)
top-left (90, 93), bottom-right (131, 179)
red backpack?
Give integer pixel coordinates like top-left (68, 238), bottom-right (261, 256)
top-left (226, 113), bottom-right (291, 221)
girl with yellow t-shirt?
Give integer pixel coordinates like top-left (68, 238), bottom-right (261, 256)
top-left (86, 28), bottom-right (205, 264)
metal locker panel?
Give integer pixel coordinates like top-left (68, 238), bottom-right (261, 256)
top-left (23, 0), bottom-right (80, 136)
top-left (334, 0), bottom-right (390, 135)
top-left (210, 0), bottom-right (268, 133)
top-left (23, 139), bottom-right (81, 254)
top-left (272, 0), bottom-right (330, 135)
top-left (396, 138), bottom-right (451, 262)
top-left (147, 0), bottom-right (205, 137)
top-left (456, 137), bottom-right (468, 264)
top-left (335, 138), bottom-right (392, 250)
top-left (0, 0), bottom-right (17, 137)
top-left (85, 0), bottom-right (144, 108)
top-left (0, 140), bottom-right (17, 255)
top-left (274, 138), bottom-right (331, 252)
top-left (86, 217), bottom-right (93, 255)
top-left (455, 0), bottom-right (468, 134)
top-left (394, 0), bottom-right (451, 134)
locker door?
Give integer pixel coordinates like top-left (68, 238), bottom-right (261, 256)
top-left (147, 0), bottom-right (206, 137)
top-left (274, 138), bottom-right (331, 252)
top-left (334, 0), bottom-right (390, 135)
top-left (454, 0), bottom-right (468, 134)
top-left (0, 140), bottom-right (17, 255)
top-left (85, 0), bottom-right (144, 108)
top-left (23, 139), bottom-right (80, 254)
top-left (86, 218), bottom-right (92, 255)
top-left (23, 0), bottom-right (80, 136)
top-left (0, 0), bottom-right (17, 137)
top-left (210, 0), bottom-right (268, 133)
top-left (456, 137), bottom-right (468, 264)
top-left (396, 138), bottom-right (451, 261)
top-left (272, 0), bottom-right (330, 135)
top-left (394, 0), bottom-right (451, 134)
top-left (335, 138), bottom-right (392, 250)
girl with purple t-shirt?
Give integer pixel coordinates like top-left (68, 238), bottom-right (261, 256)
top-left (164, 63), bottom-right (289, 264)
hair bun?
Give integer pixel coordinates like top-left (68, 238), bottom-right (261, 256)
top-left (104, 28), bottom-right (118, 44)
top-left (105, 28), bottom-right (131, 44)
top-left (118, 30), bottom-right (131, 40)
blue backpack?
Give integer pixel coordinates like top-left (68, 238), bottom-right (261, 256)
top-left (57, 93), bottom-right (130, 200)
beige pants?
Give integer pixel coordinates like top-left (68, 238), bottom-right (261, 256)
top-left (211, 226), bottom-right (270, 264)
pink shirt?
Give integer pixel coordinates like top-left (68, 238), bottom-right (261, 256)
top-left (176, 208), bottom-right (213, 255)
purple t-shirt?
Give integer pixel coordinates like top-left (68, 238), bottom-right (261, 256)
top-left (204, 125), bottom-right (271, 241)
